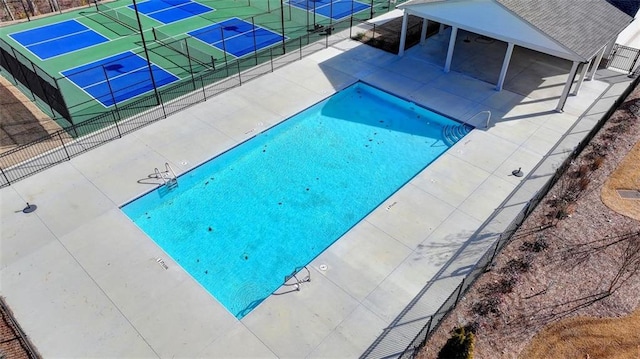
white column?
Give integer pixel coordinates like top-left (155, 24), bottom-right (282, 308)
top-left (571, 61), bottom-right (590, 95)
top-left (398, 10), bottom-right (409, 56)
top-left (496, 42), bottom-right (514, 91)
top-left (555, 61), bottom-right (580, 112)
top-left (589, 46), bottom-right (606, 80)
top-left (439, 23), bottom-right (445, 33)
top-left (420, 18), bottom-right (428, 45)
top-left (444, 26), bottom-right (458, 73)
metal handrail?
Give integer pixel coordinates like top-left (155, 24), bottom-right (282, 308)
top-left (154, 167), bottom-right (167, 185)
top-left (165, 162), bottom-right (177, 182)
top-left (467, 110), bottom-right (492, 128)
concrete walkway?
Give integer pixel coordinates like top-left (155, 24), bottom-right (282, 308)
top-left (0, 20), bottom-right (634, 359)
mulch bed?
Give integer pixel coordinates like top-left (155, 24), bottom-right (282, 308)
top-left (417, 85), bottom-right (640, 358)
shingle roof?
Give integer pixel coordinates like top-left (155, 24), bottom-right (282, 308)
top-left (496, 0), bottom-right (632, 60)
top-left (399, 0), bottom-right (633, 61)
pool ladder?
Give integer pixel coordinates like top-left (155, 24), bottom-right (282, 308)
top-left (155, 162), bottom-right (178, 190)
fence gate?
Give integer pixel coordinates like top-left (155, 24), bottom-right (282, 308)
top-left (607, 43), bottom-right (640, 74)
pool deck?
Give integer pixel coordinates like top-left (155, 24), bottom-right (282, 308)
top-left (0, 14), bottom-right (635, 358)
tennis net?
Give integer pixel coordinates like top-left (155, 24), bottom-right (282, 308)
top-left (152, 28), bottom-right (216, 71)
top-left (96, 3), bottom-right (140, 33)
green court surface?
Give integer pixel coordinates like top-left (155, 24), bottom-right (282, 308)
top-left (0, 0), bottom-right (398, 135)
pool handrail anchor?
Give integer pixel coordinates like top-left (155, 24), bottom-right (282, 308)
top-left (284, 266), bottom-right (311, 291)
top-left (466, 110), bottom-right (492, 128)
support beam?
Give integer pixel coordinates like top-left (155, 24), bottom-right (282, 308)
top-left (420, 18), bottom-right (428, 45)
top-left (444, 26), bottom-right (458, 73)
top-left (439, 23), bottom-right (445, 33)
top-left (555, 61), bottom-right (580, 112)
top-left (496, 42), bottom-right (514, 91)
top-left (398, 10), bottom-right (409, 56)
top-left (571, 61), bottom-right (590, 95)
top-left (589, 46), bottom-right (606, 80)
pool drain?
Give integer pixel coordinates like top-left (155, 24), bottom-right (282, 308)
top-left (319, 264), bottom-right (328, 271)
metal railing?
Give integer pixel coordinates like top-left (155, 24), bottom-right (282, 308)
top-left (0, 16), bottom-right (375, 187)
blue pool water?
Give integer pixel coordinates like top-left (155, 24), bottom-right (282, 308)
top-left (122, 82), bottom-right (469, 318)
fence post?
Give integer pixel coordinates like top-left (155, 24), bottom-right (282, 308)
top-left (183, 39), bottom-right (197, 91)
top-left (58, 132), bottom-right (71, 160)
top-left (237, 61), bottom-right (242, 85)
top-left (488, 239), bottom-right (501, 266)
top-left (629, 48), bottom-right (640, 74)
top-left (454, 279), bottom-right (464, 306)
top-left (270, 48), bottom-right (274, 72)
top-left (0, 165), bottom-right (10, 186)
top-left (102, 66), bottom-right (122, 137)
top-left (251, 17), bottom-right (259, 65)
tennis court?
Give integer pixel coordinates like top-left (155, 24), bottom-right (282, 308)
top-left (62, 51), bottom-right (179, 107)
top-left (8, 19), bottom-right (109, 60)
top-left (130, 0), bottom-right (215, 24)
top-left (0, 0), bottom-right (396, 134)
top-left (188, 18), bottom-right (285, 57)
top-left (288, 0), bottom-right (370, 20)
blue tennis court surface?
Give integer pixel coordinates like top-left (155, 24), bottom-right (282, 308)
top-left (8, 19), bottom-right (109, 60)
top-left (62, 52), bottom-right (179, 107)
top-left (188, 18), bottom-right (285, 57)
top-left (288, 0), bottom-right (369, 19)
top-left (130, 0), bottom-right (214, 24)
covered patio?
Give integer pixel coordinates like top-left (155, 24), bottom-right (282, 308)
top-left (396, 0), bottom-right (632, 112)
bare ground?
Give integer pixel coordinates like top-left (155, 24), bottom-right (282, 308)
top-left (417, 85), bottom-right (640, 359)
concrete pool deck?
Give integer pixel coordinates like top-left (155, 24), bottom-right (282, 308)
top-left (0, 18), bottom-right (635, 358)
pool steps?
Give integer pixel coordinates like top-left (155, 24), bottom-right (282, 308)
top-left (442, 124), bottom-right (473, 146)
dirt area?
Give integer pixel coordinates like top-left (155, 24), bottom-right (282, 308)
top-left (0, 76), bottom-right (62, 151)
top-left (602, 140), bottom-right (640, 221)
top-left (0, 297), bottom-right (38, 358)
top-left (0, 0), bottom-right (90, 23)
top-left (417, 85), bottom-right (640, 358)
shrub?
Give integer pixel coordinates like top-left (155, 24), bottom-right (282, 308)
top-left (579, 177), bottom-right (590, 191)
top-left (576, 164), bottom-right (590, 178)
top-left (437, 325), bottom-right (476, 359)
top-left (501, 258), bottom-right (531, 275)
top-left (591, 156), bottom-right (605, 170)
top-left (520, 235), bottom-right (548, 253)
top-left (471, 296), bottom-right (501, 316)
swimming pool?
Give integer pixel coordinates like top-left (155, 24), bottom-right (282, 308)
top-left (122, 82), bottom-right (471, 319)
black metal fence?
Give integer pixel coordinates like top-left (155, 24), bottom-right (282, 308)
top-left (0, 38), bottom-right (71, 123)
top-left (607, 43), bottom-right (640, 74)
top-left (396, 73), bottom-right (640, 358)
top-left (0, 17), bottom-right (366, 187)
